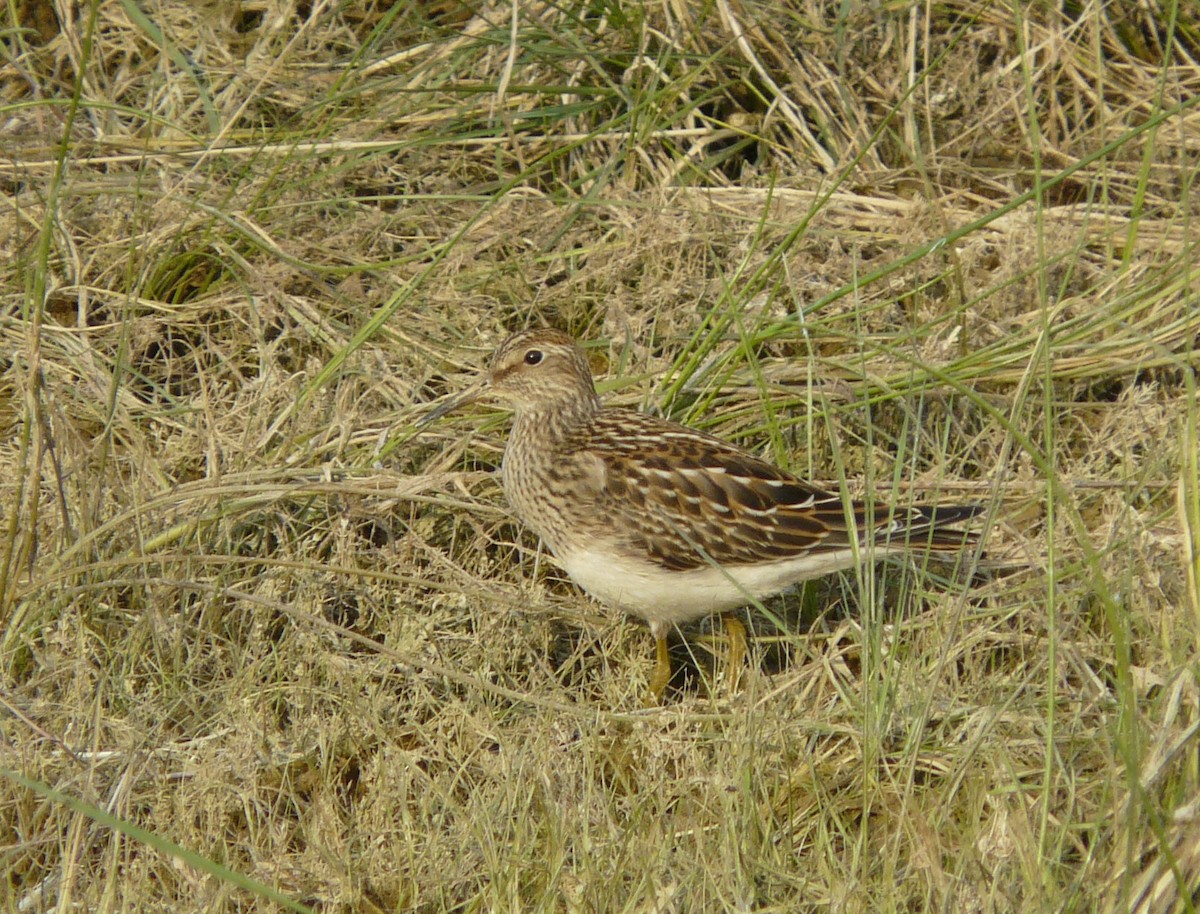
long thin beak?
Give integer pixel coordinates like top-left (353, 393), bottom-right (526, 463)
top-left (419, 379), bottom-right (489, 426)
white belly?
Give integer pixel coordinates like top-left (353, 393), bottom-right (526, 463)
top-left (558, 547), bottom-right (866, 635)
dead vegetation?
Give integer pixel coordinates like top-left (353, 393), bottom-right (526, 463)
top-left (2, 1), bottom-right (1199, 911)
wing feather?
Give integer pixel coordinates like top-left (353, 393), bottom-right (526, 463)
top-left (565, 409), bottom-right (979, 572)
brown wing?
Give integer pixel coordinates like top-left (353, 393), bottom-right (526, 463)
top-left (569, 409), bottom-right (980, 572)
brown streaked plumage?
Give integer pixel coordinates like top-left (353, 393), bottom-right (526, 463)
top-left (429, 329), bottom-right (983, 700)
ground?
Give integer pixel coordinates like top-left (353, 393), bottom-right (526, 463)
top-left (1, 2), bottom-right (1199, 912)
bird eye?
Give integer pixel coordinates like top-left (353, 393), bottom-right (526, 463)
top-left (523, 349), bottom-right (544, 366)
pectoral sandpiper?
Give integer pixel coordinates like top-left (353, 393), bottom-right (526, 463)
top-left (428, 329), bottom-right (982, 701)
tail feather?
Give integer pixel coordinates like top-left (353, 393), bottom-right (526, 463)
top-left (892, 503), bottom-right (985, 551)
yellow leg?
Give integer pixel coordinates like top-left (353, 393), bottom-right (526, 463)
top-left (722, 613), bottom-right (746, 690)
top-left (645, 634), bottom-right (671, 705)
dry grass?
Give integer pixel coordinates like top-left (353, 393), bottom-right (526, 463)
top-left (2, 1), bottom-right (1199, 911)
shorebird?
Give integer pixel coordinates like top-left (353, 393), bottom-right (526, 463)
top-left (427, 329), bottom-right (982, 700)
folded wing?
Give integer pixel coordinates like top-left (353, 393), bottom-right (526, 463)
top-left (572, 410), bottom-right (979, 572)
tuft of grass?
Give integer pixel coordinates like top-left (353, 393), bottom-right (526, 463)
top-left (1, 1), bottom-right (1199, 911)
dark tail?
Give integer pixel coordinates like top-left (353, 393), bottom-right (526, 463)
top-left (903, 503), bottom-right (985, 550)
